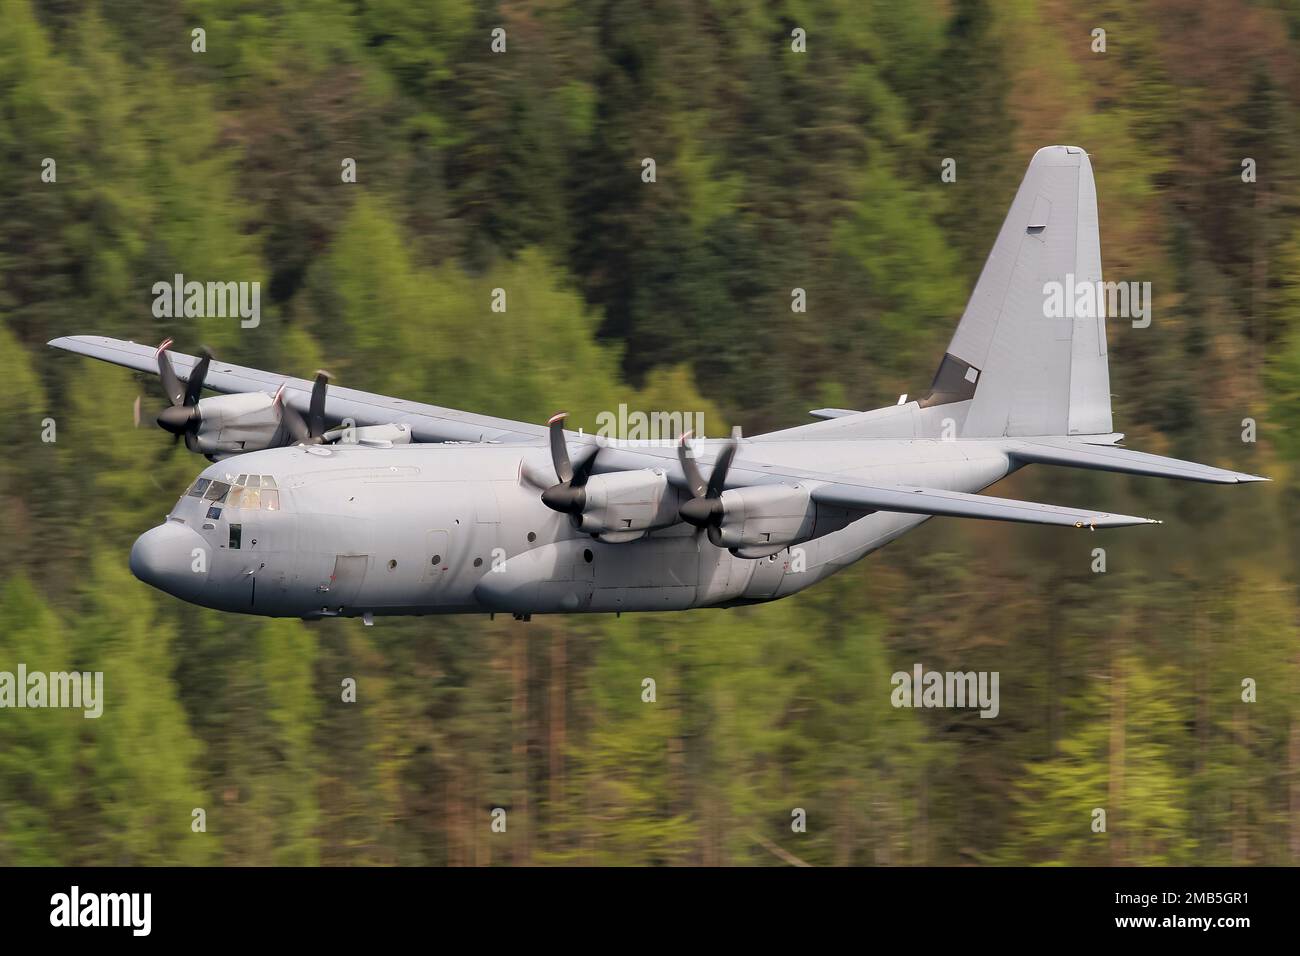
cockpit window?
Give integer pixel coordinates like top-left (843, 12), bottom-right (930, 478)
top-left (203, 480), bottom-right (231, 504)
top-left (187, 477), bottom-right (211, 498)
top-left (224, 476), bottom-right (279, 510)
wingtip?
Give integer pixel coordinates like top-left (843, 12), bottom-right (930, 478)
top-left (1084, 513), bottom-right (1163, 529)
top-left (1130, 515), bottom-right (1162, 526)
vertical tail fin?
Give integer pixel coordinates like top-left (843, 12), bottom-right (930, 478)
top-left (932, 145), bottom-right (1113, 438)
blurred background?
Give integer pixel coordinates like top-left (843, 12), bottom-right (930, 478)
top-left (1, 0), bottom-right (1297, 865)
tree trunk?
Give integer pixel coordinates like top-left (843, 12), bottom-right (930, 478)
top-left (1108, 651), bottom-right (1125, 865)
top-left (513, 632), bottom-right (530, 864)
top-left (549, 630), bottom-right (565, 821)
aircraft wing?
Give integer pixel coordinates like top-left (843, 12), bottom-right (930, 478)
top-left (804, 477), bottom-right (1156, 528)
top-left (592, 444), bottom-right (1160, 529)
top-left (48, 335), bottom-right (548, 444)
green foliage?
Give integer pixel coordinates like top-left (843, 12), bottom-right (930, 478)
top-left (0, 0), bottom-right (1296, 866)
top-left (77, 555), bottom-right (213, 864)
top-left (0, 576), bottom-right (79, 864)
top-left (1002, 658), bottom-right (1197, 865)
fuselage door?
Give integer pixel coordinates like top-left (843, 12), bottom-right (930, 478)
top-left (329, 554), bottom-right (369, 608)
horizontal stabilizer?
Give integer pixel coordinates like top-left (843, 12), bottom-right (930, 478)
top-left (1009, 439), bottom-right (1268, 484)
top-left (808, 408), bottom-right (861, 420)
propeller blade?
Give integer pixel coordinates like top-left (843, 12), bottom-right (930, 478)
top-left (308, 371), bottom-right (330, 438)
top-left (155, 339), bottom-right (184, 406)
top-left (183, 348), bottom-right (212, 407)
top-left (548, 412), bottom-right (573, 484)
top-left (519, 458), bottom-right (554, 490)
top-left (540, 413), bottom-right (601, 517)
top-left (706, 440), bottom-right (737, 498)
top-left (276, 387), bottom-right (312, 447)
top-left (570, 444), bottom-right (599, 487)
top-left (676, 436), bottom-right (737, 541)
top-left (677, 431), bottom-right (708, 498)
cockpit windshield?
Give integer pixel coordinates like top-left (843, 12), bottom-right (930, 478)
top-left (201, 480), bottom-right (230, 503)
top-left (223, 474), bottom-right (279, 511)
top-left (182, 475), bottom-right (279, 510)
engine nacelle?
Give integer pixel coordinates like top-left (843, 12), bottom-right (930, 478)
top-left (713, 483), bottom-right (816, 552)
top-left (192, 392), bottom-right (412, 458)
top-left (193, 392), bottom-right (283, 457)
top-left (575, 469), bottom-right (679, 538)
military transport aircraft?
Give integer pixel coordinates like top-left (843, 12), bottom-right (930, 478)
top-left (49, 146), bottom-right (1265, 620)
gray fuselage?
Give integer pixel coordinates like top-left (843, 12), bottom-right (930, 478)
top-left (129, 438), bottom-right (1013, 618)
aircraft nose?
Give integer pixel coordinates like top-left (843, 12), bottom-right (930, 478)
top-left (130, 522), bottom-right (209, 600)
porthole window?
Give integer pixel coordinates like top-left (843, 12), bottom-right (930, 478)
top-left (527, 532), bottom-right (536, 543)
top-left (583, 548), bottom-right (593, 563)
top-left (431, 555), bottom-right (441, 565)
top-left (473, 557), bottom-right (483, 568)
top-left (388, 559), bottom-right (397, 570)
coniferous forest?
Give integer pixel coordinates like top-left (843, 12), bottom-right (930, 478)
top-left (1, 0), bottom-right (1299, 866)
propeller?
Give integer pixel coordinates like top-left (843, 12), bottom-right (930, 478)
top-left (539, 412), bottom-right (599, 518)
top-left (276, 371), bottom-right (331, 445)
top-left (677, 431), bottom-right (737, 546)
top-left (154, 339), bottom-right (211, 453)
